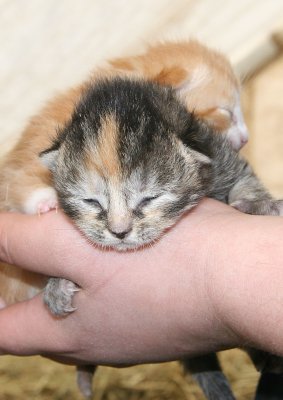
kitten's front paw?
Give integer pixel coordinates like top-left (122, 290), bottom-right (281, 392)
top-left (44, 277), bottom-right (79, 316)
top-left (23, 187), bottom-right (58, 215)
top-left (37, 198), bottom-right (58, 214)
top-left (231, 199), bottom-right (283, 216)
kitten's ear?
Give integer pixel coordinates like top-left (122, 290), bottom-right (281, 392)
top-left (191, 148), bottom-right (211, 165)
top-left (39, 147), bottom-right (59, 171)
top-left (110, 57), bottom-right (187, 87)
top-left (177, 139), bottom-right (211, 166)
top-left (152, 66), bottom-right (187, 86)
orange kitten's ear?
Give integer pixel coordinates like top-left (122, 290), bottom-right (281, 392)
top-left (110, 58), bottom-right (187, 87)
top-left (39, 147), bottom-right (59, 171)
top-left (153, 67), bottom-right (187, 86)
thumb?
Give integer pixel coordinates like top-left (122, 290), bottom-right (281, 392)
top-left (0, 295), bottom-right (77, 357)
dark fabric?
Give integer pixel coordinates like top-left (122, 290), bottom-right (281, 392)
top-left (255, 373), bottom-right (283, 400)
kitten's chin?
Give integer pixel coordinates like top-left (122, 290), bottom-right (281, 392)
top-left (110, 242), bottom-right (141, 252)
top-left (104, 239), bottom-right (153, 252)
top-left (86, 234), bottom-right (144, 251)
top-left (110, 236), bottom-right (161, 251)
top-left (87, 232), bottom-right (162, 251)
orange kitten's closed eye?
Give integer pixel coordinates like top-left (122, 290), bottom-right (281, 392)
top-left (198, 108), bottom-right (232, 132)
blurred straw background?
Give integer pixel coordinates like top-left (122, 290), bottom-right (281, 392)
top-left (1, 0), bottom-right (283, 399)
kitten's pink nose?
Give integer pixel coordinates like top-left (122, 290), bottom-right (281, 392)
top-left (109, 228), bottom-right (132, 239)
top-left (108, 215), bottom-right (133, 239)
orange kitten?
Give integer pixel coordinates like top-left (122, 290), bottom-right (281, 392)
top-left (108, 40), bottom-right (249, 150)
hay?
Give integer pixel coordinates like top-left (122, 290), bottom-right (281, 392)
top-left (0, 350), bottom-right (259, 399)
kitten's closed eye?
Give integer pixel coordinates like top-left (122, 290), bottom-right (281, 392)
top-left (218, 107), bottom-right (233, 119)
top-left (137, 195), bottom-right (160, 209)
top-left (199, 107), bottom-right (232, 131)
top-left (83, 198), bottom-right (103, 209)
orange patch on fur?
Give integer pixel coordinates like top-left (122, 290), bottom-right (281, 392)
top-left (109, 58), bottom-right (135, 72)
top-left (85, 114), bottom-right (121, 179)
top-left (0, 262), bottom-right (45, 304)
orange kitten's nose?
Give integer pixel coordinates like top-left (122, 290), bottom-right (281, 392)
top-left (109, 228), bottom-right (132, 239)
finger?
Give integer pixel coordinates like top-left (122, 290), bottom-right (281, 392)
top-left (0, 294), bottom-right (77, 356)
top-left (0, 211), bottom-right (93, 279)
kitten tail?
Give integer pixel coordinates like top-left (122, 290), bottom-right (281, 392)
top-left (182, 354), bottom-right (236, 400)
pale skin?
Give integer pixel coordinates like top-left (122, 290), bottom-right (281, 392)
top-left (0, 198), bottom-right (283, 367)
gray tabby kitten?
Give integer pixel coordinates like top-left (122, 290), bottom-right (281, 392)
top-left (39, 77), bottom-right (282, 399)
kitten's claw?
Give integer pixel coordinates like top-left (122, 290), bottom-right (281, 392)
top-left (44, 278), bottom-right (79, 316)
top-left (231, 199), bottom-right (282, 216)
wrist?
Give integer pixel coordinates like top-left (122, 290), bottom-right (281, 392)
top-left (207, 210), bottom-right (283, 355)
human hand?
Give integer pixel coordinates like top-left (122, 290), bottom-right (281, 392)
top-left (0, 199), bottom-right (283, 366)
